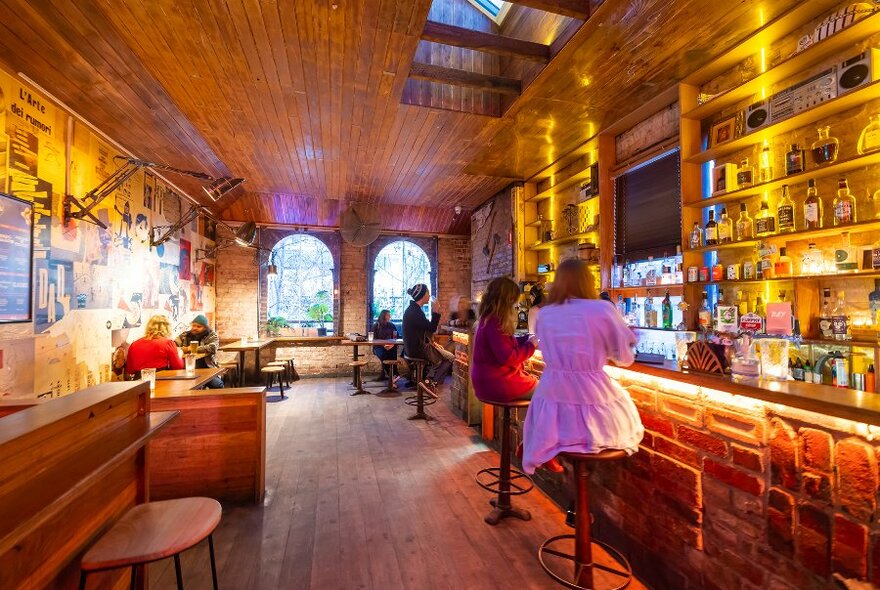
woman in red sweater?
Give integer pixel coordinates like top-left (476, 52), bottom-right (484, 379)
top-left (126, 315), bottom-right (184, 376)
top-left (471, 277), bottom-right (537, 404)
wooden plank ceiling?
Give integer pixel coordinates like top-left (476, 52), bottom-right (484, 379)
top-left (0, 0), bottom-right (812, 233)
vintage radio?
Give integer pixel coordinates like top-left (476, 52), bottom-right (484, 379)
top-left (744, 100), bottom-right (770, 134)
top-left (838, 48), bottom-right (880, 96)
top-left (770, 68), bottom-right (837, 123)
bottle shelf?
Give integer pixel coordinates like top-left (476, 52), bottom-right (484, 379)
top-left (798, 337), bottom-right (879, 349)
top-left (686, 269), bottom-right (880, 287)
top-left (630, 326), bottom-right (689, 332)
top-left (525, 219), bottom-right (544, 228)
top-left (609, 285), bottom-right (684, 297)
top-left (527, 230), bottom-right (598, 251)
top-left (682, 12), bottom-right (880, 122)
top-left (529, 168), bottom-right (592, 202)
top-left (683, 151), bottom-right (880, 209)
top-left (683, 80), bottom-right (880, 165)
top-left (687, 219), bottom-right (880, 254)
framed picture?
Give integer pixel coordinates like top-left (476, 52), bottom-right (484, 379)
top-left (709, 115), bottom-right (737, 147)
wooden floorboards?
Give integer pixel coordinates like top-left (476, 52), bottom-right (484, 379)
top-left (149, 378), bottom-right (648, 589)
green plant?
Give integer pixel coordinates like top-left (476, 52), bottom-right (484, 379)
top-left (266, 316), bottom-right (289, 336)
top-left (307, 290), bottom-right (333, 329)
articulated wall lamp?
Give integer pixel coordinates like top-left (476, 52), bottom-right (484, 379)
top-left (63, 155), bottom-right (245, 229)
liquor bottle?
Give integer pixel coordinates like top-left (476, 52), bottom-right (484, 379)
top-left (792, 358), bottom-right (805, 381)
top-left (868, 364), bottom-right (876, 392)
top-left (705, 210), bottom-right (718, 246)
top-left (736, 291), bottom-right (747, 316)
top-left (834, 232), bottom-right (858, 273)
top-left (646, 256), bottom-right (657, 286)
top-left (742, 254), bottom-right (756, 280)
top-left (774, 247), bottom-right (793, 277)
top-left (754, 296), bottom-right (766, 333)
top-left (811, 126), bottom-right (839, 166)
top-left (737, 158), bottom-right (754, 188)
top-left (675, 245), bottom-right (683, 284)
top-left (804, 359), bottom-right (814, 384)
top-left (819, 288), bottom-right (834, 339)
top-left (662, 290), bottom-right (673, 329)
top-left (801, 243), bottom-right (824, 275)
top-left (803, 179), bottom-right (823, 229)
top-left (832, 291), bottom-right (851, 341)
top-left (689, 222), bottom-right (704, 249)
top-left (759, 146), bottom-right (773, 183)
top-left (735, 203), bottom-right (754, 241)
top-left (777, 185), bottom-right (795, 233)
top-left (755, 199), bottom-right (776, 236)
top-left (833, 352), bottom-right (850, 388)
top-left (698, 291), bottom-right (712, 332)
top-left (617, 294), bottom-right (626, 317)
top-left (858, 113), bottom-right (880, 155)
top-left (870, 279), bottom-right (880, 326)
top-left (786, 144), bottom-right (806, 175)
top-left (833, 177), bottom-right (856, 225)
top-left (718, 207), bottom-right (733, 244)
top-left (622, 260), bottom-right (631, 287)
top-left (644, 293), bottom-right (657, 328)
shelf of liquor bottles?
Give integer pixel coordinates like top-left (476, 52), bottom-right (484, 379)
top-left (609, 285), bottom-right (684, 298)
top-left (687, 269), bottom-right (880, 287)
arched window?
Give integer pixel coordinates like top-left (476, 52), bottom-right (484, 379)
top-left (372, 240), bottom-right (431, 323)
top-left (267, 235), bottom-right (335, 332)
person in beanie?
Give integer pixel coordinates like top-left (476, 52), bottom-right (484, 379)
top-left (175, 314), bottom-right (223, 388)
top-left (402, 283), bottom-right (452, 392)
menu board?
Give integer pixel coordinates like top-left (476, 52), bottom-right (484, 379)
top-left (0, 192), bottom-right (34, 322)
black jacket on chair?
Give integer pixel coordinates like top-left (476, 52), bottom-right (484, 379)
top-left (402, 301), bottom-right (440, 360)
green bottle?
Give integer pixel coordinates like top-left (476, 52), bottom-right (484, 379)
top-left (662, 290), bottom-right (673, 329)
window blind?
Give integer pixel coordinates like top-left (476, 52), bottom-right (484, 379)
top-left (614, 150), bottom-right (681, 261)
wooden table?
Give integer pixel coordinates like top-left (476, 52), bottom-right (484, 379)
top-left (340, 339), bottom-right (403, 385)
top-left (154, 367), bottom-right (227, 396)
top-left (219, 340), bottom-right (275, 386)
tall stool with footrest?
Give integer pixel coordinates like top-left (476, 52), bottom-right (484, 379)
top-left (349, 360), bottom-right (369, 396)
top-left (79, 497), bottom-right (222, 590)
top-left (402, 354), bottom-right (427, 388)
top-left (377, 359), bottom-right (402, 397)
top-left (475, 398), bottom-right (534, 525)
top-left (405, 381), bottom-right (438, 420)
top-left (538, 450), bottom-right (633, 590)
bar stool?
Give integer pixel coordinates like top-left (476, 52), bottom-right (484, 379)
top-left (538, 450), bottom-right (633, 590)
top-left (403, 354), bottom-right (428, 389)
top-left (377, 359), bottom-right (402, 397)
top-left (475, 398), bottom-right (534, 525)
top-left (405, 381), bottom-right (438, 420)
top-left (79, 497), bottom-right (221, 590)
top-left (261, 365), bottom-right (287, 399)
top-left (275, 351), bottom-right (300, 382)
top-left (349, 360), bottom-right (369, 396)
top-left (266, 361), bottom-right (290, 387)
top-left (220, 361), bottom-right (239, 387)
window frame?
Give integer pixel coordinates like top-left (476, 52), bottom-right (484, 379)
top-left (366, 237), bottom-right (438, 332)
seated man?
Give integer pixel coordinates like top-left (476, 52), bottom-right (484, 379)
top-left (175, 314), bottom-right (223, 388)
top-left (372, 309), bottom-right (400, 381)
top-left (402, 283), bottom-right (453, 392)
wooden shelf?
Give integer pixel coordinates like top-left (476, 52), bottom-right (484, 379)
top-left (684, 80), bottom-right (880, 165)
top-left (525, 219), bottom-right (544, 228)
top-left (687, 269), bottom-right (880, 287)
top-left (688, 219), bottom-right (880, 254)
top-left (527, 230), bottom-right (598, 251)
top-left (683, 12), bottom-right (880, 121)
top-left (529, 168), bottom-right (591, 202)
top-left (684, 151), bottom-right (880, 208)
top-left (799, 337), bottom-right (879, 348)
top-left (609, 285), bottom-right (684, 297)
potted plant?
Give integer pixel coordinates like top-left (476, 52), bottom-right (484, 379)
top-left (266, 316), bottom-right (289, 337)
top-left (307, 290), bottom-right (333, 336)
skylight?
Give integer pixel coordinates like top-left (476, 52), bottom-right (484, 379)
top-left (468, 0), bottom-right (510, 23)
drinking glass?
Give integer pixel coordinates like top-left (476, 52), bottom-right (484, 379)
top-left (674, 332), bottom-right (697, 368)
top-left (367, 332), bottom-right (374, 343)
top-left (759, 338), bottom-right (790, 381)
top-left (184, 354), bottom-right (196, 375)
top-left (141, 368), bottom-right (156, 392)
top-left (189, 342), bottom-right (198, 354)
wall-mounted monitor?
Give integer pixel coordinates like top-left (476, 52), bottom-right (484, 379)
top-left (0, 192), bottom-right (34, 323)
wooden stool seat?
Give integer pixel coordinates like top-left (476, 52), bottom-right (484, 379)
top-left (261, 366), bottom-right (284, 373)
top-left (377, 359), bottom-right (401, 398)
top-left (474, 395), bottom-right (533, 525)
top-left (349, 360), bottom-right (368, 367)
top-left (80, 498), bottom-right (221, 590)
top-left (538, 450), bottom-right (633, 590)
top-left (261, 366), bottom-right (287, 399)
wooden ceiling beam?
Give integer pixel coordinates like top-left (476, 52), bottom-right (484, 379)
top-left (504, 0), bottom-right (589, 20)
top-left (409, 62), bottom-right (522, 96)
top-left (421, 21), bottom-right (550, 63)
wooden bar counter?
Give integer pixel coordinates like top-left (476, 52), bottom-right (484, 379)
top-left (0, 382), bottom-right (177, 589)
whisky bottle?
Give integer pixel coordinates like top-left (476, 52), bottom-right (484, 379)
top-left (819, 288), bottom-right (833, 339)
top-left (774, 247), bottom-right (793, 277)
top-left (718, 207), bottom-right (733, 244)
top-left (759, 146), bottom-right (773, 183)
top-left (833, 177), bottom-right (856, 226)
top-left (803, 179), bottom-right (823, 229)
top-left (785, 144), bottom-right (806, 176)
top-left (705, 210), bottom-right (718, 246)
top-left (835, 232), bottom-right (858, 273)
top-left (698, 291), bottom-right (712, 332)
top-left (777, 185), bottom-right (795, 233)
top-left (755, 200), bottom-right (776, 237)
top-left (689, 222), bottom-right (703, 249)
top-left (735, 203), bottom-right (754, 241)
top-left (737, 159), bottom-right (754, 188)
top-left (832, 291), bottom-right (851, 341)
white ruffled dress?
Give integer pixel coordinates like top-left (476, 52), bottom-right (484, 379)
top-left (522, 299), bottom-right (644, 474)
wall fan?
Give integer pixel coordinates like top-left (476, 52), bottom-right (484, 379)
top-left (340, 202), bottom-right (382, 246)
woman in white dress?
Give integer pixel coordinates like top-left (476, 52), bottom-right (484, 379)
top-left (522, 259), bottom-right (644, 474)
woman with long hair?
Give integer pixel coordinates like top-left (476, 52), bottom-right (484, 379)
top-left (522, 259), bottom-right (643, 474)
top-left (372, 309), bottom-right (400, 380)
top-left (471, 276), bottom-right (537, 404)
top-left (125, 314), bottom-right (185, 376)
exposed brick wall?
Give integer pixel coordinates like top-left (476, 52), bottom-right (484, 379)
top-left (471, 185), bottom-right (516, 300)
top-left (215, 229), bottom-right (470, 377)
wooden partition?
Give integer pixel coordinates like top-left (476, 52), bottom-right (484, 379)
top-left (149, 387), bottom-right (267, 504)
top-left (0, 382), bottom-right (177, 589)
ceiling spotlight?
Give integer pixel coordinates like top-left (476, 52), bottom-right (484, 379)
top-left (234, 221), bottom-right (257, 247)
top-left (203, 176), bottom-right (245, 201)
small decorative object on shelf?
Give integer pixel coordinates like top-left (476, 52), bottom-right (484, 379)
top-left (709, 115), bottom-right (737, 147)
top-left (562, 204), bottom-right (577, 234)
top-left (686, 340), bottom-right (727, 375)
top-left (796, 3), bottom-right (875, 54)
top-left (811, 125), bottom-right (840, 166)
top-left (858, 113), bottom-right (880, 154)
top-left (712, 163), bottom-right (738, 195)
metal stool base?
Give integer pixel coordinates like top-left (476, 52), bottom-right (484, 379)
top-left (475, 466), bottom-right (534, 496)
top-left (404, 395), bottom-right (437, 407)
top-left (538, 534), bottom-right (632, 590)
top-left (485, 504), bottom-right (531, 525)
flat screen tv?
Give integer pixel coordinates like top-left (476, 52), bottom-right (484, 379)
top-left (0, 192), bottom-right (34, 323)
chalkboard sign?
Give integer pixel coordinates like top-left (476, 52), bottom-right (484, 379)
top-left (0, 192), bottom-right (34, 323)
